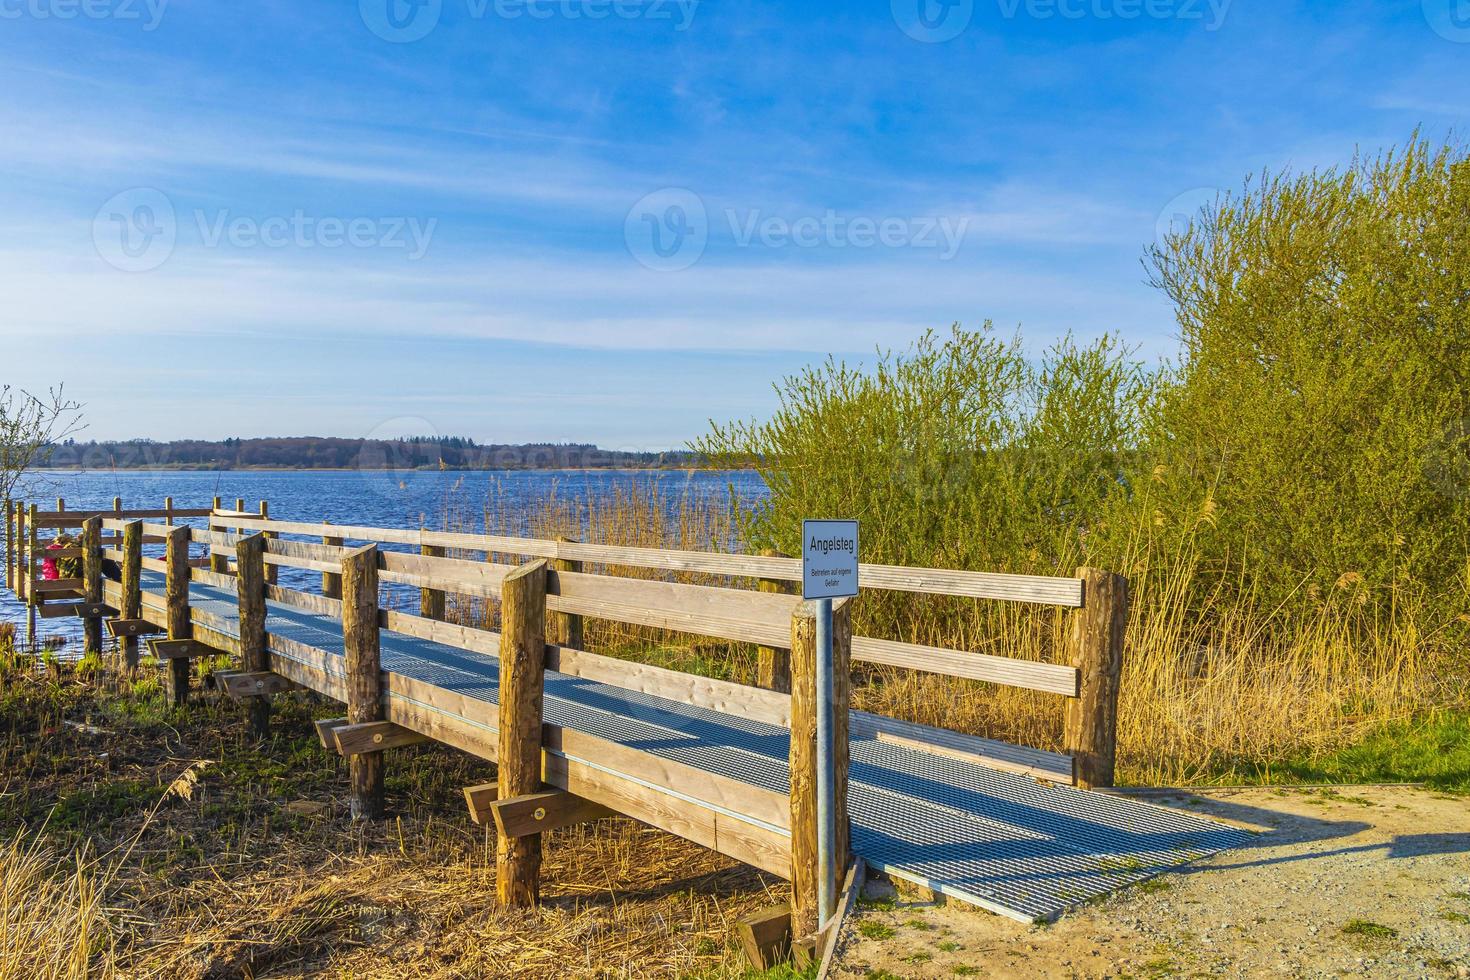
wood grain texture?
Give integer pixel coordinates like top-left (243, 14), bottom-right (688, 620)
top-left (342, 544), bottom-right (384, 820)
top-left (120, 521), bottom-right (143, 671)
top-left (549, 538), bottom-right (583, 650)
top-left (333, 720), bottom-right (429, 755)
top-left (80, 517), bottom-right (103, 656)
top-left (419, 544), bottom-right (447, 620)
top-left (237, 532), bottom-right (270, 738)
top-left (1064, 567), bottom-right (1128, 789)
top-left (757, 549), bottom-right (793, 693)
top-left (489, 790), bottom-right (612, 838)
top-left (497, 558), bottom-right (548, 908)
top-left (321, 532), bottom-right (344, 599)
top-left (164, 526), bottom-right (192, 705)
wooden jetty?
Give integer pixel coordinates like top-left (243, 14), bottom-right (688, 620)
top-left (2, 497), bottom-right (1247, 965)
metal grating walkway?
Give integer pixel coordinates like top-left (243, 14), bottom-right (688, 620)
top-left (144, 572), bottom-right (1251, 922)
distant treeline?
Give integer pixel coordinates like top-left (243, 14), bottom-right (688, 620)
top-left (40, 436), bottom-right (704, 471)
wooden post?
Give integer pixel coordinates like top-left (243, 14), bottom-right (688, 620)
top-left (497, 558), bottom-right (548, 908)
top-left (549, 539), bottom-right (582, 649)
top-left (757, 550), bottom-right (793, 693)
top-left (1064, 568), bottom-right (1128, 789)
top-left (788, 597), bottom-right (852, 941)
top-left (163, 497), bottom-right (173, 525)
top-left (236, 532), bottom-right (270, 738)
top-left (112, 497), bottom-right (122, 514)
top-left (120, 521), bottom-right (143, 671)
top-left (164, 525), bottom-right (192, 706)
top-left (322, 526), bottom-right (343, 599)
top-left (259, 501), bottom-right (277, 586)
top-left (420, 544), bottom-right (446, 620)
top-left (4, 499), bottom-right (13, 593)
top-left (81, 516), bottom-right (103, 657)
top-left (209, 497), bottom-right (228, 574)
top-left (25, 503), bottom-right (38, 647)
top-left (342, 544), bottom-right (383, 820)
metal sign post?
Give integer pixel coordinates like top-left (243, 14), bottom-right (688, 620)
top-left (801, 518), bottom-right (859, 926)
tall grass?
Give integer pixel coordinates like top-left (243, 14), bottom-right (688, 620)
top-left (0, 837), bottom-right (112, 980)
top-left (446, 479), bottom-right (1462, 787)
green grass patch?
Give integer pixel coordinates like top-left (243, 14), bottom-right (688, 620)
top-left (1340, 919), bottom-right (1398, 941)
top-left (856, 921), bottom-right (895, 941)
top-left (1226, 712), bottom-right (1470, 794)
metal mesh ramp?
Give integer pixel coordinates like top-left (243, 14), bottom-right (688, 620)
top-left (145, 572), bottom-right (1252, 922)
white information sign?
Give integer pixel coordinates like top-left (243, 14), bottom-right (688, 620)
top-left (801, 519), bottom-right (860, 600)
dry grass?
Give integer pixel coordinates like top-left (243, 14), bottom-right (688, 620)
top-left (450, 478), bottom-right (1466, 787)
top-left (0, 836), bottom-right (111, 980)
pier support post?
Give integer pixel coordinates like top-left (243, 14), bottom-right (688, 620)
top-left (550, 539), bottom-right (582, 649)
top-left (788, 597), bottom-right (852, 941)
top-left (4, 499), bottom-right (12, 593)
top-left (756, 550), bottom-right (793, 692)
top-left (497, 558), bottom-right (548, 908)
top-left (81, 516), bottom-right (103, 657)
top-left (121, 521), bottom-right (143, 672)
top-left (342, 544), bottom-right (383, 820)
top-left (1064, 567), bottom-right (1128, 789)
top-left (164, 525), bottom-right (192, 706)
top-left (237, 532), bottom-right (270, 739)
top-left (259, 502), bottom-right (277, 586)
top-left (322, 525), bottom-right (343, 599)
top-left (209, 497), bottom-right (229, 574)
top-left (25, 504), bottom-right (38, 648)
top-left (420, 544), bottom-right (446, 620)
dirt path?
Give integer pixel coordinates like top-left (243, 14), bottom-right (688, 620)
top-left (830, 786), bottom-right (1470, 979)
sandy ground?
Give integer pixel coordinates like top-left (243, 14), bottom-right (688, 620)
top-left (829, 786), bottom-right (1470, 979)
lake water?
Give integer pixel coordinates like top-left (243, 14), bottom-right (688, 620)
top-left (2, 469), bottom-right (767, 650)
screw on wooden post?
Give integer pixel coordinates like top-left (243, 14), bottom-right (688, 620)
top-left (81, 516), bottom-right (103, 657)
top-left (1063, 567), bottom-right (1128, 790)
top-left (550, 539), bottom-right (582, 649)
top-left (341, 544), bottom-right (384, 820)
top-left (120, 521), bottom-right (143, 671)
top-left (164, 525), bottom-right (193, 706)
top-left (788, 596), bottom-right (853, 942)
top-left (756, 550), bottom-right (793, 693)
top-left (258, 501), bottom-right (277, 586)
top-left (420, 544), bottom-right (446, 620)
top-left (497, 558), bottom-right (549, 908)
top-left (237, 532), bottom-right (270, 739)
top-left (322, 525), bottom-right (343, 599)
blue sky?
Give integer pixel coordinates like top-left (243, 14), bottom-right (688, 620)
top-left (2, 0), bottom-right (1468, 449)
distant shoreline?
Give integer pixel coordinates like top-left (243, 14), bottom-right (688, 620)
top-left (34, 466), bottom-right (753, 473)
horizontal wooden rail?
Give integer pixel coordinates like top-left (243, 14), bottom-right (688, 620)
top-left (212, 515), bottom-right (1082, 607)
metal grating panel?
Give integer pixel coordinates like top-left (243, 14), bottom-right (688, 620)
top-left (145, 573), bottom-right (1252, 922)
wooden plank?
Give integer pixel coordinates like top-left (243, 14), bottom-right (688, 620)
top-left (31, 578), bottom-right (84, 593)
top-left (217, 670), bottom-right (295, 700)
top-left (379, 550), bottom-right (515, 596)
top-left (332, 720), bottom-right (429, 755)
top-left (190, 566), bottom-right (236, 590)
top-left (851, 636), bottom-right (1078, 696)
top-left (314, 717), bottom-right (350, 751)
top-left (551, 568), bottom-right (797, 627)
top-left (737, 904), bottom-right (792, 971)
top-left (463, 783), bottom-right (499, 825)
top-left (38, 602), bottom-right (83, 618)
top-left (265, 584), bottom-right (343, 618)
top-left (148, 637), bottom-right (223, 660)
top-left (265, 536), bottom-right (350, 565)
top-left (489, 789), bottom-right (613, 838)
top-left (105, 618), bottom-right (163, 638)
top-left (39, 508), bottom-right (212, 521)
top-left (382, 609), bottom-right (500, 659)
top-left (213, 515), bottom-right (1080, 605)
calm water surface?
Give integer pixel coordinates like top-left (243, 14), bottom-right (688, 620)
top-left (3, 469), bottom-right (767, 650)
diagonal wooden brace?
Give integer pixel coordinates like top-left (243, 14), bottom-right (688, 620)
top-left (463, 782), bottom-right (500, 826)
top-left (215, 670), bottom-right (295, 700)
top-left (148, 637), bottom-right (225, 661)
top-left (106, 618), bottom-right (165, 638)
top-left (332, 720), bottom-right (429, 756)
top-left (314, 717), bottom-right (350, 751)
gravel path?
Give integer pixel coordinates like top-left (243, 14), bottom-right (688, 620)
top-left (830, 786), bottom-right (1470, 978)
